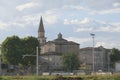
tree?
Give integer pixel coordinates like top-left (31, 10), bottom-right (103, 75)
top-left (22, 36), bottom-right (39, 66)
top-left (62, 53), bottom-right (80, 72)
top-left (1, 36), bottom-right (23, 65)
top-left (1, 35), bottom-right (39, 66)
top-left (110, 48), bottom-right (120, 68)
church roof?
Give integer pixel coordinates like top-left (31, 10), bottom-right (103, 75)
top-left (38, 16), bottom-right (45, 32)
top-left (80, 46), bottom-right (111, 51)
top-left (46, 33), bottom-right (79, 45)
top-left (53, 33), bottom-right (67, 43)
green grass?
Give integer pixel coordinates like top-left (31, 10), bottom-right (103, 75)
top-left (0, 74), bottom-right (119, 80)
top-left (0, 76), bottom-right (55, 80)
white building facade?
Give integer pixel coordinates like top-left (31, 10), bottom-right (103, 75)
top-left (115, 61), bottom-right (120, 72)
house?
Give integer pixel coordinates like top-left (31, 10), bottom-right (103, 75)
top-left (79, 46), bottom-right (111, 72)
top-left (115, 61), bottom-right (120, 72)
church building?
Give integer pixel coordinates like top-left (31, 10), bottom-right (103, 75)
top-left (38, 17), bottom-right (80, 72)
top-left (37, 17), bottom-right (111, 73)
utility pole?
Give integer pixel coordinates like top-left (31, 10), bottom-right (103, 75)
top-left (36, 46), bottom-right (39, 76)
top-left (48, 48), bottom-right (50, 73)
top-left (90, 33), bottom-right (95, 74)
top-left (23, 46), bottom-right (39, 76)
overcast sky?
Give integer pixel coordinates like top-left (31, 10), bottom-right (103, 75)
top-left (0, 0), bottom-right (120, 49)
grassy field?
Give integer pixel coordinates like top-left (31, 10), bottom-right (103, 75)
top-left (0, 74), bottom-right (120, 80)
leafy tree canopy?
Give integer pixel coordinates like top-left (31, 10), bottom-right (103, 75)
top-left (1, 36), bottom-right (22, 65)
top-left (62, 53), bottom-right (80, 72)
top-left (22, 36), bottom-right (39, 65)
top-left (1, 35), bottom-right (39, 66)
top-left (110, 48), bottom-right (120, 67)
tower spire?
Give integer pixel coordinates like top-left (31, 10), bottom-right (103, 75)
top-left (38, 16), bottom-right (45, 32)
top-left (38, 16), bottom-right (46, 45)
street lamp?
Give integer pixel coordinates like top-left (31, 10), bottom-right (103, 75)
top-left (90, 33), bottom-right (95, 73)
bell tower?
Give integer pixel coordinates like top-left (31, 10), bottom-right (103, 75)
top-left (38, 16), bottom-right (46, 45)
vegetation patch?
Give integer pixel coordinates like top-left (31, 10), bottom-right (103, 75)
top-left (0, 74), bottom-right (119, 80)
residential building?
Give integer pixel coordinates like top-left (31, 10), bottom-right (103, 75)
top-left (115, 61), bottom-right (120, 72)
top-left (79, 46), bottom-right (110, 72)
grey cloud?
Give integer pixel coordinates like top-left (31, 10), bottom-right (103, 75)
top-left (83, 0), bottom-right (120, 10)
top-left (65, 18), bottom-right (120, 33)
